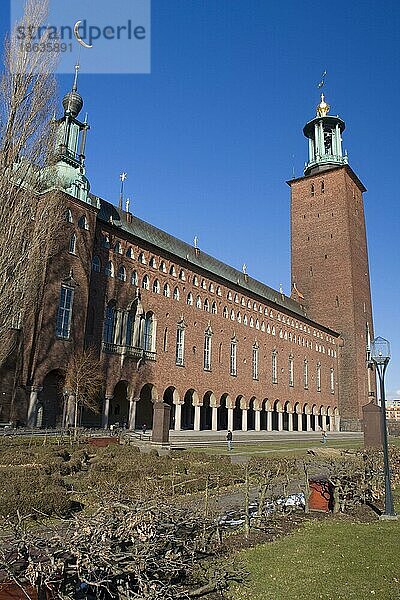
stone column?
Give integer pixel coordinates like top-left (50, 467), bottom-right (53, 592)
top-left (241, 409), bottom-right (247, 432)
top-left (335, 415), bottom-right (341, 432)
top-left (194, 405), bottom-right (201, 431)
top-left (128, 398), bottom-right (137, 430)
top-left (255, 410), bottom-right (261, 432)
top-left (27, 387), bottom-right (42, 428)
top-left (297, 413), bottom-right (303, 432)
top-left (288, 412), bottom-right (293, 432)
top-left (277, 412), bottom-right (283, 432)
top-left (227, 408), bottom-right (233, 431)
top-left (102, 395), bottom-right (112, 429)
top-left (266, 411), bottom-right (272, 432)
top-left (321, 414), bottom-right (327, 431)
top-left (174, 403), bottom-right (182, 431)
top-left (306, 413), bottom-right (311, 432)
top-left (211, 406), bottom-right (218, 431)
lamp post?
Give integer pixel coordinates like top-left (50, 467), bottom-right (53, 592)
top-left (370, 336), bottom-right (396, 517)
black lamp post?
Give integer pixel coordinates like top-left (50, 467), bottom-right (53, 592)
top-left (370, 336), bottom-right (396, 517)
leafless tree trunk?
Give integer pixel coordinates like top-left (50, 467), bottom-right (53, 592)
top-left (0, 1), bottom-right (63, 395)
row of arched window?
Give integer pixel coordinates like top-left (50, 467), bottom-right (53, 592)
top-left (65, 209), bottom-right (89, 230)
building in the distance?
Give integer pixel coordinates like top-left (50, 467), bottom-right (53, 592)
top-left (0, 78), bottom-right (376, 433)
top-left (386, 401), bottom-right (400, 422)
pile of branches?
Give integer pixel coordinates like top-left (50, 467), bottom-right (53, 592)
top-left (0, 500), bottom-right (242, 599)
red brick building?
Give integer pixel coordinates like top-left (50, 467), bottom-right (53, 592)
top-left (1, 82), bottom-right (376, 433)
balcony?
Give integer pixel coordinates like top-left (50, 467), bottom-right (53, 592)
top-left (102, 342), bottom-right (156, 361)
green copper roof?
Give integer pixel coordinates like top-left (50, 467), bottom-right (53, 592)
top-left (94, 195), bottom-right (308, 319)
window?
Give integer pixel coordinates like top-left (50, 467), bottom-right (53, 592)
top-left (252, 344), bottom-right (259, 380)
top-left (250, 317), bottom-right (254, 328)
top-left (243, 315), bottom-right (248, 326)
top-left (209, 283), bottom-right (214, 293)
top-left (216, 286), bottom-right (222, 296)
top-left (234, 293), bottom-right (239, 304)
top-left (204, 298), bottom-right (210, 312)
top-left (179, 269), bottom-right (186, 281)
top-left (196, 295), bottom-right (202, 309)
top-left (117, 265), bottom-right (126, 282)
top-left (223, 306), bottom-right (228, 318)
top-left (261, 321), bottom-right (265, 332)
top-left (169, 265), bottom-right (176, 276)
top-left (289, 354), bottom-right (294, 387)
top-left (153, 279), bottom-right (160, 293)
top-left (317, 362), bottom-right (321, 392)
top-left (193, 276), bottom-right (199, 286)
top-left (241, 297), bottom-right (245, 307)
top-left (187, 292), bottom-right (193, 305)
top-left (65, 208), bottom-right (73, 223)
top-left (211, 301), bottom-right (217, 314)
top-left (204, 328), bottom-right (212, 370)
top-left (227, 291), bottom-right (232, 301)
top-left (176, 324), bottom-right (185, 365)
top-left (78, 215), bottom-right (88, 230)
top-left (142, 275), bottom-right (149, 290)
top-left (237, 312), bottom-right (241, 323)
top-left (149, 256), bottom-right (157, 268)
top-left (143, 312), bottom-right (155, 351)
top-left (131, 271), bottom-right (138, 286)
top-left (92, 256), bottom-right (101, 272)
top-left (255, 319), bottom-right (260, 330)
top-left (230, 337), bottom-right (237, 376)
top-left (230, 309), bottom-right (235, 321)
top-left (272, 350), bottom-right (278, 384)
top-left (311, 183), bottom-right (315, 197)
top-left (126, 247), bottom-right (134, 258)
top-left (321, 181), bottom-right (325, 194)
top-left (163, 283), bottom-right (170, 297)
top-left (201, 279), bottom-right (207, 290)
top-left (103, 303), bottom-right (116, 343)
top-left (330, 367), bottom-right (335, 393)
top-left (159, 261), bottom-right (167, 273)
top-left (55, 286), bottom-right (74, 339)
top-left (303, 359), bottom-right (309, 389)
top-left (105, 260), bottom-right (114, 278)
top-left (114, 242), bottom-right (122, 254)
top-left (102, 235), bottom-right (110, 249)
top-left (139, 253), bottom-right (146, 264)
top-left (69, 234), bottom-right (76, 255)
top-left (173, 286), bottom-right (180, 301)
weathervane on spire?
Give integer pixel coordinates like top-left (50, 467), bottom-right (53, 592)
top-left (119, 172), bottom-right (127, 210)
top-left (317, 70), bottom-right (327, 89)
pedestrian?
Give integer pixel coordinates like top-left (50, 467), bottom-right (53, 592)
top-left (142, 423), bottom-right (147, 435)
top-left (321, 429), bottom-right (327, 444)
top-left (226, 429), bottom-right (233, 451)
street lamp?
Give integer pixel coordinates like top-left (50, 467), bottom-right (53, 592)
top-left (370, 336), bottom-right (396, 517)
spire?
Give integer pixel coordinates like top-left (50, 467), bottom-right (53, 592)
top-left (303, 93), bottom-right (348, 176)
top-left (62, 62), bottom-right (83, 118)
top-left (72, 62), bottom-right (79, 92)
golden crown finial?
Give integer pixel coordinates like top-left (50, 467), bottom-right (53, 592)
top-left (316, 93), bottom-right (330, 117)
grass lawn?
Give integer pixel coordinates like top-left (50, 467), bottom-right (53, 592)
top-left (229, 517), bottom-right (400, 600)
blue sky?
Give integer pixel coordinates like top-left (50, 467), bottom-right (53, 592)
top-left (2, 0), bottom-right (400, 397)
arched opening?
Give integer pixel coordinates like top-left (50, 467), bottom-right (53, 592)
top-left (218, 394), bottom-right (229, 430)
top-left (233, 395), bottom-right (243, 431)
top-left (293, 402), bottom-right (300, 431)
top-left (317, 408), bottom-right (323, 429)
top-left (109, 381), bottom-right (129, 427)
top-left (135, 383), bottom-right (157, 430)
top-left (163, 386), bottom-right (178, 429)
top-left (311, 404), bottom-right (317, 431)
top-left (260, 399), bottom-right (268, 430)
top-left (283, 401), bottom-right (291, 431)
top-left (247, 397), bottom-right (256, 431)
top-left (326, 406), bottom-right (332, 430)
top-left (200, 391), bottom-right (214, 430)
top-left (272, 400), bottom-right (280, 431)
top-left (40, 370), bottom-right (64, 428)
top-left (182, 389), bottom-right (196, 430)
top-left (302, 404), bottom-right (309, 431)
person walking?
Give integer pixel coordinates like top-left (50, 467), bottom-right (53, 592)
top-left (142, 423), bottom-right (147, 436)
top-left (321, 429), bottom-right (327, 444)
top-left (226, 429), bottom-right (233, 451)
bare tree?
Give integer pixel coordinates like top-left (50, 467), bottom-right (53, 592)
top-left (0, 1), bottom-right (63, 393)
top-left (64, 348), bottom-right (104, 434)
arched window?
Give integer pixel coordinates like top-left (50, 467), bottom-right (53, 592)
top-left (139, 253), bottom-right (146, 264)
top-left (78, 215), bottom-right (88, 230)
top-left (204, 298), bottom-right (210, 312)
top-left (261, 321), bottom-right (265, 332)
top-left (117, 265), bottom-right (126, 282)
top-left (223, 306), bottom-right (228, 319)
top-left (103, 302), bottom-right (116, 343)
top-left (247, 300), bottom-right (251, 309)
top-left (209, 283), bottom-right (214, 293)
top-left (153, 279), bottom-right (160, 293)
top-left (196, 295), bottom-right (202, 309)
top-left (176, 320), bottom-right (186, 366)
top-left (230, 309), bottom-right (235, 321)
top-left (237, 312), bottom-right (241, 323)
top-left (227, 291), bottom-right (232, 301)
top-left (234, 293), bottom-right (239, 303)
top-left (65, 208), bottom-right (73, 223)
top-left (179, 269), bottom-right (186, 281)
top-left (159, 261), bottom-right (167, 273)
top-left (126, 246), bottom-right (134, 258)
top-left (173, 286), bottom-right (180, 301)
top-left (330, 367), bottom-right (335, 393)
top-left (250, 317), bottom-right (254, 328)
top-left (230, 337), bottom-right (237, 376)
top-left (255, 319), bottom-right (260, 330)
top-left (253, 302), bottom-right (257, 311)
top-left (211, 301), bottom-right (217, 314)
top-left (272, 350), bottom-right (278, 384)
top-left (143, 312), bottom-right (155, 352)
top-left (142, 274), bottom-right (149, 290)
top-left (105, 260), bottom-right (114, 278)
top-left (69, 234), bottom-right (76, 255)
top-left (289, 354), bottom-right (294, 387)
top-left (114, 241), bottom-right (122, 254)
top-left (241, 297), bottom-right (245, 307)
top-left (149, 256), bottom-right (157, 268)
top-left (193, 275), bottom-right (199, 286)
top-left (163, 283), bottom-right (170, 298)
top-left (92, 255), bottom-right (101, 273)
top-left (216, 286), bottom-right (222, 296)
top-left (169, 264), bottom-right (176, 276)
top-left (102, 234), bottom-right (110, 249)
top-left (252, 343), bottom-right (259, 380)
top-left (204, 327), bottom-right (212, 370)
top-left (187, 292), bottom-right (193, 306)
top-left (243, 314), bottom-right (248, 326)
top-left (317, 362), bottom-right (321, 392)
top-left (201, 279), bottom-right (207, 290)
top-left (131, 271), bottom-right (138, 286)
top-left (303, 359), bottom-right (309, 389)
